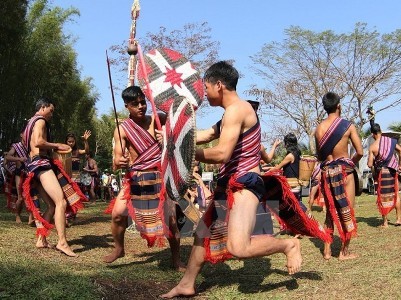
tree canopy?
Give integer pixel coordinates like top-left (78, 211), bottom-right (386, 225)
top-left (0, 0), bottom-right (98, 152)
top-left (249, 23), bottom-right (401, 152)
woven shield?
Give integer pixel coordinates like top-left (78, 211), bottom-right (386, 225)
top-left (137, 48), bottom-right (204, 113)
top-left (162, 96), bottom-right (200, 230)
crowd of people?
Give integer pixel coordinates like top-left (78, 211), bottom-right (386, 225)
top-left (1, 61), bottom-right (401, 298)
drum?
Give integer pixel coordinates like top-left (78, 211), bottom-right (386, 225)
top-left (80, 172), bottom-right (92, 186)
top-left (53, 148), bottom-right (72, 178)
top-left (299, 155), bottom-right (318, 185)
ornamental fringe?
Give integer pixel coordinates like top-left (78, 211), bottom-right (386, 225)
top-left (376, 169), bottom-right (398, 217)
top-left (321, 168), bottom-right (357, 243)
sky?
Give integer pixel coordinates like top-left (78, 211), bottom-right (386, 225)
top-left (52, 0), bottom-right (401, 134)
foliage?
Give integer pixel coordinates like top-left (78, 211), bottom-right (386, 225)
top-left (94, 108), bottom-right (128, 171)
top-left (108, 22), bottom-right (221, 115)
top-left (0, 0), bottom-right (98, 151)
top-left (249, 23), bottom-right (401, 153)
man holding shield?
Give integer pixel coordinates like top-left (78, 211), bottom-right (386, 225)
top-left (161, 61), bottom-right (302, 298)
top-left (103, 86), bottom-right (185, 271)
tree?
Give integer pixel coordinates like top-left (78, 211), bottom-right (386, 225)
top-left (0, 0), bottom-right (98, 150)
top-left (108, 22), bottom-right (220, 100)
top-left (248, 23), bottom-right (401, 153)
top-left (0, 0), bottom-right (28, 149)
top-left (93, 109), bottom-right (128, 171)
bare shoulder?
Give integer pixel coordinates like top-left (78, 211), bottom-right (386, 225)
top-left (314, 122), bottom-right (325, 139)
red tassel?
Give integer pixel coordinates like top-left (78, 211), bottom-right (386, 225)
top-left (22, 173), bottom-right (53, 236)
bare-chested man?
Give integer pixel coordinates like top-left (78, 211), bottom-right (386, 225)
top-left (161, 61), bottom-right (302, 299)
top-left (23, 97), bottom-right (84, 257)
top-left (368, 122), bottom-right (401, 227)
top-left (103, 86), bottom-right (184, 271)
top-left (315, 92), bottom-right (363, 260)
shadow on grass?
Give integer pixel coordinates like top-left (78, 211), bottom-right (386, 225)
top-left (356, 216), bottom-right (382, 227)
top-left (198, 257), bottom-right (322, 295)
top-left (69, 234), bottom-right (113, 253)
top-left (72, 215), bottom-right (111, 226)
top-left (309, 235), bottom-right (343, 258)
top-left (105, 244), bottom-right (193, 271)
top-left (106, 247), bottom-right (323, 295)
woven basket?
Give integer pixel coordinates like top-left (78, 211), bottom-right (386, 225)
top-left (299, 155), bottom-right (317, 182)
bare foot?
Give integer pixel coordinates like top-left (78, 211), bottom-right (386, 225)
top-left (394, 220), bottom-right (401, 227)
top-left (323, 242), bottom-right (332, 260)
top-left (15, 215), bottom-right (22, 224)
top-left (378, 223), bottom-right (389, 228)
top-left (284, 238), bottom-right (302, 275)
top-left (103, 248), bottom-right (125, 263)
top-left (160, 284), bottom-right (195, 299)
top-left (56, 243), bottom-right (78, 257)
top-left (36, 237), bottom-right (54, 249)
top-left (338, 252), bottom-right (359, 260)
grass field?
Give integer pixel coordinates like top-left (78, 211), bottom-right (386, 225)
top-left (1, 192), bottom-right (401, 300)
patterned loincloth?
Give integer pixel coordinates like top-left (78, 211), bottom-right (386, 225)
top-left (23, 157), bottom-right (87, 237)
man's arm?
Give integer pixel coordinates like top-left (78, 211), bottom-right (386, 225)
top-left (31, 119), bottom-right (67, 151)
top-left (5, 147), bottom-right (25, 163)
top-left (367, 145), bottom-right (374, 168)
top-left (113, 125), bottom-right (128, 169)
top-left (395, 144), bottom-right (401, 168)
top-left (196, 107), bottom-right (241, 164)
top-left (349, 124), bottom-right (363, 164)
top-left (196, 124), bottom-right (219, 145)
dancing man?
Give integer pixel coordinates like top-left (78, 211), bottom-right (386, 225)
top-left (103, 86), bottom-right (185, 271)
top-left (368, 122), bottom-right (401, 227)
top-left (315, 92), bottom-right (363, 260)
top-left (23, 97), bottom-right (86, 257)
top-left (161, 61), bottom-right (302, 299)
top-left (5, 131), bottom-right (34, 224)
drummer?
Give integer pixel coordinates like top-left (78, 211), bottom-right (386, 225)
top-left (22, 97), bottom-right (87, 257)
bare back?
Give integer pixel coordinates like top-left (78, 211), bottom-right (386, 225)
top-left (315, 115), bottom-right (363, 162)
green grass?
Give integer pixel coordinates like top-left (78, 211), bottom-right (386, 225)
top-left (1, 193), bottom-right (401, 299)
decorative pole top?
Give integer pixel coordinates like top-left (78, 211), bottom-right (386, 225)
top-left (127, 0), bottom-right (140, 86)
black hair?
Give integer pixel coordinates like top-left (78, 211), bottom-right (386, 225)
top-left (284, 133), bottom-right (301, 157)
top-left (370, 123), bottom-right (381, 135)
top-left (203, 61), bottom-right (239, 91)
top-left (121, 86), bottom-right (145, 104)
top-left (322, 92), bottom-right (340, 114)
top-left (65, 133), bottom-right (78, 151)
top-left (35, 97), bottom-right (54, 111)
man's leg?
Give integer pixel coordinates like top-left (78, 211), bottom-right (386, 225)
top-left (14, 175), bottom-right (23, 223)
top-left (35, 182), bottom-right (55, 249)
top-left (227, 189), bottom-right (302, 274)
top-left (166, 201), bottom-right (185, 272)
top-left (323, 209), bottom-right (334, 260)
top-left (160, 235), bottom-right (205, 299)
top-left (38, 169), bottom-right (76, 257)
top-left (103, 186), bottom-right (129, 263)
top-left (339, 173), bottom-right (358, 260)
top-left (394, 193), bottom-right (401, 225)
